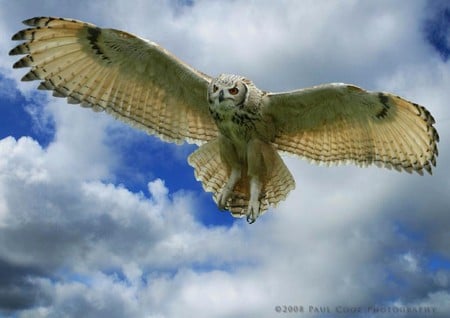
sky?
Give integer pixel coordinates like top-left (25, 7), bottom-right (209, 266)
top-left (0, 0), bottom-right (449, 317)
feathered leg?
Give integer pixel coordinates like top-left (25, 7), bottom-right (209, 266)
top-left (246, 139), bottom-right (276, 223)
top-left (216, 135), bottom-right (243, 210)
top-left (217, 167), bottom-right (241, 210)
top-left (247, 176), bottom-right (262, 223)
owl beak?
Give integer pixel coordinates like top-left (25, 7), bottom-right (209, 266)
top-left (219, 90), bottom-right (224, 103)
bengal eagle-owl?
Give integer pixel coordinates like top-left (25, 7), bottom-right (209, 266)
top-left (10, 17), bottom-right (439, 223)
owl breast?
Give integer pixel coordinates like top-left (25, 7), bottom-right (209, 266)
top-left (209, 104), bottom-right (256, 144)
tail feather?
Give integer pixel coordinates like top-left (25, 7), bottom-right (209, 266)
top-left (188, 139), bottom-right (295, 218)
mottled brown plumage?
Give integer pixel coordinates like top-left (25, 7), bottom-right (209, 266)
top-left (11, 17), bottom-right (439, 223)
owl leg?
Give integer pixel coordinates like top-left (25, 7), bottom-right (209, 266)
top-left (247, 177), bottom-right (262, 224)
top-left (217, 135), bottom-right (242, 210)
top-left (246, 139), bottom-right (274, 223)
top-left (217, 167), bottom-right (241, 210)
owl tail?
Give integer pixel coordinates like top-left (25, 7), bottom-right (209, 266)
top-left (188, 139), bottom-right (295, 218)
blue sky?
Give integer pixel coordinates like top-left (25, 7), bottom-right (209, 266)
top-left (0, 1), bottom-right (449, 317)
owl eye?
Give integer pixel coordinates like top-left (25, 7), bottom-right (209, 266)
top-left (213, 85), bottom-right (219, 93)
top-left (228, 87), bottom-right (239, 95)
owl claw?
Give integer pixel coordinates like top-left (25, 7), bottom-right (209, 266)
top-left (246, 199), bottom-right (260, 224)
top-left (246, 214), bottom-right (256, 224)
top-left (217, 187), bottom-right (232, 210)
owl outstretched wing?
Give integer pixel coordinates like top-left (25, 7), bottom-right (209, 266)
top-left (263, 83), bottom-right (439, 174)
top-left (10, 17), bottom-right (218, 145)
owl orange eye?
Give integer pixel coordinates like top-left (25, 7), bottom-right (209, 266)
top-left (213, 85), bottom-right (219, 93)
top-left (228, 87), bottom-right (239, 95)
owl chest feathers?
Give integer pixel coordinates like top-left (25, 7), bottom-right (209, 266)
top-left (209, 96), bottom-right (263, 135)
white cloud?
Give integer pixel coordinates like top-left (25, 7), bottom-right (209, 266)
top-left (0, 0), bottom-right (449, 317)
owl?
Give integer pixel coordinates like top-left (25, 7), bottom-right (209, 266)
top-left (10, 17), bottom-right (439, 223)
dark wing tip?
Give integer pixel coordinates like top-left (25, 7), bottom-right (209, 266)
top-left (9, 43), bottom-right (28, 55)
top-left (21, 70), bottom-right (41, 81)
top-left (9, 46), bottom-right (18, 55)
top-left (11, 31), bottom-right (22, 41)
top-left (12, 56), bottom-right (33, 68)
top-left (22, 17), bottom-right (47, 26)
top-left (11, 29), bottom-right (29, 41)
top-left (22, 16), bottom-right (80, 27)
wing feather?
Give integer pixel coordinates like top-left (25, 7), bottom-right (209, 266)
top-left (263, 84), bottom-right (439, 174)
top-left (11, 17), bottom-right (218, 144)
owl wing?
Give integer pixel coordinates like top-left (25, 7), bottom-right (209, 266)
top-left (262, 83), bottom-right (439, 174)
top-left (10, 17), bottom-right (218, 145)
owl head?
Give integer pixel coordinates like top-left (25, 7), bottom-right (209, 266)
top-left (208, 74), bottom-right (249, 109)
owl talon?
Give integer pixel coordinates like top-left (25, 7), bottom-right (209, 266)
top-left (246, 215), bottom-right (256, 224)
top-left (217, 187), bottom-right (232, 210)
top-left (246, 199), bottom-right (261, 224)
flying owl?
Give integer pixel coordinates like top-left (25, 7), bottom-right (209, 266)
top-left (10, 17), bottom-right (439, 223)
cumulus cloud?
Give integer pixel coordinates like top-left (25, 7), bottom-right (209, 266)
top-left (0, 0), bottom-right (449, 317)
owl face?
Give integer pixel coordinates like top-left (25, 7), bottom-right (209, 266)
top-left (208, 74), bottom-right (248, 109)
